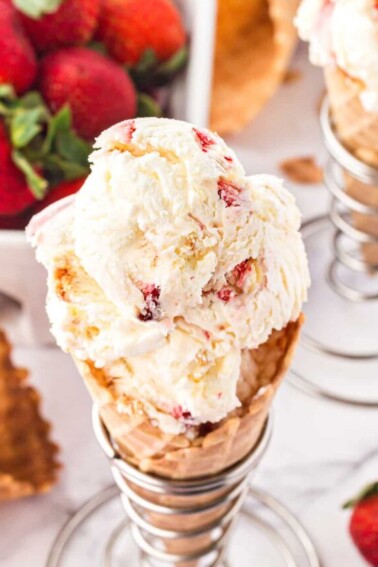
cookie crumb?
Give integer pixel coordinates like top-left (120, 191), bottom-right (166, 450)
top-left (279, 156), bottom-right (323, 184)
top-left (283, 69), bottom-right (302, 84)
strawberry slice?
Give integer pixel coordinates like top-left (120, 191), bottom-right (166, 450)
top-left (217, 287), bottom-right (235, 303)
top-left (193, 128), bottom-right (214, 152)
top-left (172, 406), bottom-right (192, 421)
top-left (231, 259), bottom-right (252, 288)
top-left (138, 284), bottom-right (161, 321)
top-left (217, 178), bottom-right (242, 207)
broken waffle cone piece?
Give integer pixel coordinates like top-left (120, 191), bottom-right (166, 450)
top-left (0, 330), bottom-right (60, 501)
top-left (325, 66), bottom-right (378, 267)
top-left (210, 0), bottom-right (299, 134)
top-left (75, 316), bottom-right (303, 480)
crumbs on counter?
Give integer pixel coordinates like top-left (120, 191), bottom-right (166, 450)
top-left (279, 156), bottom-right (324, 184)
top-left (283, 69), bottom-right (303, 84)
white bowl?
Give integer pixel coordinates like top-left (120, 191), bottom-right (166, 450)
top-left (0, 0), bottom-right (216, 346)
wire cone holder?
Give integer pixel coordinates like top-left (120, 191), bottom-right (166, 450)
top-left (320, 98), bottom-right (378, 301)
top-left (289, 98), bottom-right (378, 406)
top-left (92, 406), bottom-right (273, 567)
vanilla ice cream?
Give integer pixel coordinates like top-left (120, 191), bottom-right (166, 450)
top-left (296, 0), bottom-right (378, 112)
top-left (28, 118), bottom-right (309, 434)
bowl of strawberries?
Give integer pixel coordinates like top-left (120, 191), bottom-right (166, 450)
top-left (0, 0), bottom-right (216, 344)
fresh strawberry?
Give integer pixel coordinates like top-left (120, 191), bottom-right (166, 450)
top-left (33, 177), bottom-right (86, 214)
top-left (0, 1), bottom-right (37, 94)
top-left (16, 0), bottom-right (100, 53)
top-left (0, 122), bottom-right (37, 215)
top-left (345, 482), bottom-right (378, 566)
top-left (96, 0), bottom-right (186, 65)
top-left (0, 209), bottom-right (33, 230)
top-left (39, 47), bottom-right (137, 140)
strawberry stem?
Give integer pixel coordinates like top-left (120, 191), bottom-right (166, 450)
top-left (343, 481), bottom-right (378, 509)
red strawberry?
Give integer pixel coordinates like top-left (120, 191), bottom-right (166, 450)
top-left (0, 209), bottom-right (33, 230)
top-left (17, 0), bottom-right (100, 53)
top-left (39, 47), bottom-right (137, 140)
top-left (345, 482), bottom-right (378, 566)
top-left (0, 122), bottom-right (36, 215)
top-left (0, 1), bottom-right (37, 94)
top-left (96, 0), bottom-right (186, 65)
top-left (33, 177), bottom-right (86, 214)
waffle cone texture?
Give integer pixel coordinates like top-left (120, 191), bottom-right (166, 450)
top-left (75, 316), bottom-right (303, 480)
top-left (325, 66), bottom-right (378, 266)
top-left (0, 330), bottom-right (60, 500)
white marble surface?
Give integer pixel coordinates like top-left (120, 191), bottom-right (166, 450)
top-left (1, 46), bottom-right (378, 566)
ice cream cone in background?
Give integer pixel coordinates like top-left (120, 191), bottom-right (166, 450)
top-left (325, 67), bottom-right (378, 266)
top-left (211, 0), bottom-right (300, 134)
top-left (296, 0), bottom-right (378, 267)
top-left (27, 117), bottom-right (309, 564)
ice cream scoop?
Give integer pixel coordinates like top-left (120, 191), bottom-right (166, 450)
top-left (295, 0), bottom-right (378, 112)
top-left (27, 117), bottom-right (309, 433)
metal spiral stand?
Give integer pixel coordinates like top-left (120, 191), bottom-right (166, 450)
top-left (289, 98), bottom-right (378, 406)
top-left (46, 407), bottom-right (321, 567)
top-left (321, 99), bottom-right (378, 301)
top-left (93, 407), bottom-right (271, 567)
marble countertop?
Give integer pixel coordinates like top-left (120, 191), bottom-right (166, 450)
top-left (1, 46), bottom-right (378, 567)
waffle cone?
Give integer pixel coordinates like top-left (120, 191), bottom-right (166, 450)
top-left (210, 0), bottom-right (299, 135)
top-left (325, 66), bottom-right (378, 266)
top-left (75, 316), bottom-right (303, 480)
top-left (0, 330), bottom-right (60, 500)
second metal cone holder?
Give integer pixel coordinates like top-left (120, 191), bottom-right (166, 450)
top-left (320, 98), bottom-right (378, 301)
top-left (289, 98), bottom-right (378, 406)
top-left (92, 406), bottom-right (273, 567)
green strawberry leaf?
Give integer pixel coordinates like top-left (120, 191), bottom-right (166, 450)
top-left (0, 84), bottom-right (17, 116)
top-left (134, 49), bottom-right (158, 73)
top-left (43, 154), bottom-right (89, 183)
top-left (137, 93), bottom-right (162, 118)
top-left (55, 130), bottom-right (91, 165)
top-left (0, 84), bottom-right (16, 101)
top-left (14, 0), bottom-right (64, 19)
top-left (12, 150), bottom-right (48, 199)
top-left (41, 105), bottom-right (72, 156)
top-left (87, 42), bottom-right (109, 57)
top-left (19, 91), bottom-right (47, 110)
top-left (10, 107), bottom-right (47, 148)
top-left (157, 46), bottom-right (188, 75)
top-left (343, 482), bottom-right (378, 509)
